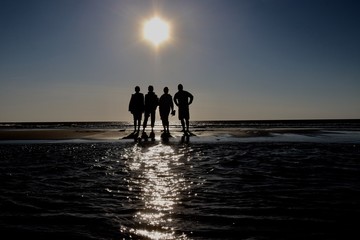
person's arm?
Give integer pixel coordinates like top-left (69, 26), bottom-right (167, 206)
top-left (170, 95), bottom-right (174, 111)
top-left (173, 94), bottom-right (179, 106)
top-left (140, 94), bottom-right (145, 112)
top-left (129, 95), bottom-right (134, 112)
top-left (188, 92), bottom-right (194, 105)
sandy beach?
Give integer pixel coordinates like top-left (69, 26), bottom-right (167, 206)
top-left (1, 126), bottom-right (360, 143)
top-left (0, 125), bottom-right (257, 140)
top-left (0, 127), bottom-right (322, 140)
top-left (0, 129), bottom-right (126, 141)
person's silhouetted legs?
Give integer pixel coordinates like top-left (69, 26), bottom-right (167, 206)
top-left (128, 86), bottom-right (144, 133)
top-left (180, 119), bottom-right (186, 132)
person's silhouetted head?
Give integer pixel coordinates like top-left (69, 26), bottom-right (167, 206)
top-left (178, 84), bottom-right (183, 91)
top-left (148, 85), bottom-right (154, 92)
top-left (135, 86), bottom-right (140, 93)
top-left (163, 87), bottom-right (169, 94)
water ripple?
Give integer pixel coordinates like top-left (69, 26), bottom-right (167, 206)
top-left (1, 142), bottom-right (360, 239)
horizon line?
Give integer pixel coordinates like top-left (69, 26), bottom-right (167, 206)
top-left (1, 118), bottom-right (360, 124)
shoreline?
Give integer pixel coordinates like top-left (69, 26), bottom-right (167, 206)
top-left (1, 127), bottom-right (359, 143)
top-left (0, 128), bottom-right (321, 140)
top-left (0, 129), bottom-right (126, 141)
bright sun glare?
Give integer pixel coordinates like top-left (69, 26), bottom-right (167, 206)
top-left (143, 16), bottom-right (170, 47)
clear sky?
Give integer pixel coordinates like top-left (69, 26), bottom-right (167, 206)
top-left (1, 0), bottom-right (359, 122)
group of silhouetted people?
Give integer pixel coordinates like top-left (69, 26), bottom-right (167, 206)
top-left (128, 84), bottom-right (193, 136)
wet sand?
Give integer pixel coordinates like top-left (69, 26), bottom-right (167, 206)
top-left (0, 129), bottom-right (127, 140)
top-left (0, 127), bottom-right (329, 141)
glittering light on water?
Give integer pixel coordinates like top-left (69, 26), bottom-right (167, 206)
top-left (123, 143), bottom-right (191, 239)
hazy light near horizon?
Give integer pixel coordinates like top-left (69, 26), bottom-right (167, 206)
top-left (142, 16), bottom-right (170, 47)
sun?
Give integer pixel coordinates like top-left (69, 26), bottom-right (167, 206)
top-left (143, 16), bottom-right (170, 47)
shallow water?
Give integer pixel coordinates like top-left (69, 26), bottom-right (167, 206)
top-left (1, 140), bottom-right (360, 240)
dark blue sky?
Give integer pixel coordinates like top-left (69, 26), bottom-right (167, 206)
top-left (1, 0), bottom-right (359, 121)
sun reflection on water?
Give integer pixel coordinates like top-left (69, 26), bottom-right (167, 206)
top-left (122, 142), bottom-right (191, 239)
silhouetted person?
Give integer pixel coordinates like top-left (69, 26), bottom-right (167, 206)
top-left (159, 87), bottom-right (175, 134)
top-left (174, 84), bottom-right (194, 133)
top-left (142, 85), bottom-right (159, 133)
top-left (128, 86), bottom-right (144, 132)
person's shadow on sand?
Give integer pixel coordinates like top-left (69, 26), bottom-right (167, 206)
top-left (122, 131), bottom-right (140, 141)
